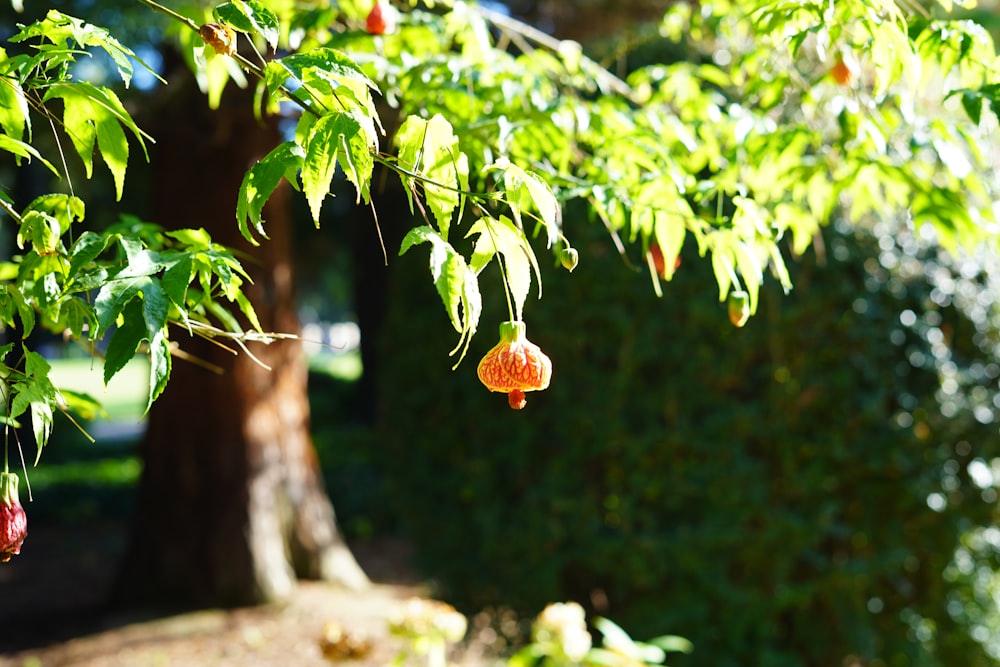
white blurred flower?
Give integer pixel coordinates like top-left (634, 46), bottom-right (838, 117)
top-left (533, 602), bottom-right (593, 662)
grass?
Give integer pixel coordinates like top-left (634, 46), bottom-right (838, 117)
top-left (20, 350), bottom-right (365, 523)
top-left (47, 356), bottom-right (150, 424)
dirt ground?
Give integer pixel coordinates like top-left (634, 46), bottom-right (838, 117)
top-left (0, 521), bottom-right (488, 667)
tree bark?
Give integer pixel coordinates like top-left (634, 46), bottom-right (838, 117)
top-left (112, 64), bottom-right (367, 608)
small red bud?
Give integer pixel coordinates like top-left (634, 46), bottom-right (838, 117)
top-left (830, 57), bottom-right (854, 86)
top-left (366, 2), bottom-right (390, 35)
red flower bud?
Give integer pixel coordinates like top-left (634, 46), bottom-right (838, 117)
top-left (366, 2), bottom-right (395, 35)
top-left (0, 473), bottom-right (27, 563)
top-left (478, 321), bottom-right (552, 409)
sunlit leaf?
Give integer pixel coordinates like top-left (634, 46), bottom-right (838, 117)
top-left (237, 141), bottom-right (304, 243)
top-left (467, 215), bottom-right (539, 321)
top-left (214, 0), bottom-right (280, 51)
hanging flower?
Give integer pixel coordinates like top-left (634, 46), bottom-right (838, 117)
top-left (477, 321), bottom-right (552, 410)
top-left (0, 472), bottom-right (27, 563)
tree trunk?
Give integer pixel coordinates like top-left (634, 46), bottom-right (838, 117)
top-left (112, 64), bottom-right (367, 608)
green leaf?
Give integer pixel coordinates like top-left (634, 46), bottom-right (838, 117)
top-left (488, 158), bottom-right (562, 248)
top-left (277, 48), bottom-right (379, 92)
top-left (396, 114), bottom-right (469, 240)
top-left (0, 76), bottom-right (29, 140)
top-left (58, 297), bottom-right (93, 339)
top-left (12, 10), bottom-right (138, 86)
top-left (234, 290), bottom-right (263, 333)
top-left (398, 226), bottom-right (481, 350)
top-left (301, 113), bottom-right (365, 223)
top-left (647, 634), bottom-right (695, 654)
top-left (94, 275), bottom-right (150, 337)
top-left (104, 299), bottom-right (146, 386)
top-left (0, 284), bottom-right (34, 338)
top-left (146, 330), bottom-right (171, 412)
top-left (161, 255), bottom-right (194, 307)
top-left (214, 0), bottom-right (280, 51)
top-left (142, 279), bottom-right (169, 339)
top-left (69, 231), bottom-right (112, 279)
top-left (23, 350), bottom-right (56, 458)
top-left (58, 389), bottom-right (108, 422)
top-left (237, 141), bottom-right (304, 243)
top-left (44, 82), bottom-right (149, 200)
top-left (0, 135), bottom-right (59, 175)
top-left (467, 216), bottom-right (540, 321)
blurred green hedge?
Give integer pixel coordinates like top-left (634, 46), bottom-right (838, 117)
top-left (372, 215), bottom-right (1000, 667)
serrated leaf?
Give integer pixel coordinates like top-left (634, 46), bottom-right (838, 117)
top-left (104, 299), bottom-right (146, 385)
top-left (0, 284), bottom-right (34, 337)
top-left (398, 226), bottom-right (479, 337)
top-left (278, 48), bottom-right (379, 92)
top-left (488, 159), bottom-right (561, 248)
top-left (214, 0), bottom-right (280, 51)
top-left (94, 275), bottom-right (149, 337)
top-left (165, 227), bottom-right (213, 248)
top-left (141, 279), bottom-right (169, 339)
top-left (68, 231), bottom-right (111, 278)
top-left (30, 397), bottom-right (54, 459)
top-left (237, 141), bottom-right (304, 243)
top-left (467, 215), bottom-right (538, 321)
top-left (301, 113), bottom-right (364, 223)
top-left (396, 114), bottom-right (468, 239)
top-left (23, 350), bottom-right (56, 458)
top-left (161, 255), bottom-right (193, 307)
top-left (12, 10), bottom-right (137, 86)
top-left (234, 290), bottom-right (262, 333)
top-left (0, 134), bottom-right (59, 175)
top-left (0, 71), bottom-right (29, 141)
top-left (146, 330), bottom-right (171, 412)
top-left (58, 297), bottom-right (93, 339)
top-left (44, 82), bottom-right (149, 200)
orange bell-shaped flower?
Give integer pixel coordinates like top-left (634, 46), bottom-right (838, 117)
top-left (477, 321), bottom-right (552, 410)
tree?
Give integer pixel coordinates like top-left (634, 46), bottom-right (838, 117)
top-left (110, 59), bottom-right (367, 605)
top-left (1, 0), bottom-right (998, 618)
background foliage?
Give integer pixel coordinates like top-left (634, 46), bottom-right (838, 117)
top-left (3, 0), bottom-right (1000, 664)
top-left (370, 208), bottom-right (1000, 667)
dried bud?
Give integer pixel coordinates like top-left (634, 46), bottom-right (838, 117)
top-left (0, 473), bottom-right (27, 563)
top-left (477, 321), bottom-right (552, 410)
top-left (199, 23), bottom-right (237, 56)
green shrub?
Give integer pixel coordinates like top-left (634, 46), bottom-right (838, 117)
top-left (374, 216), bottom-right (1000, 667)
